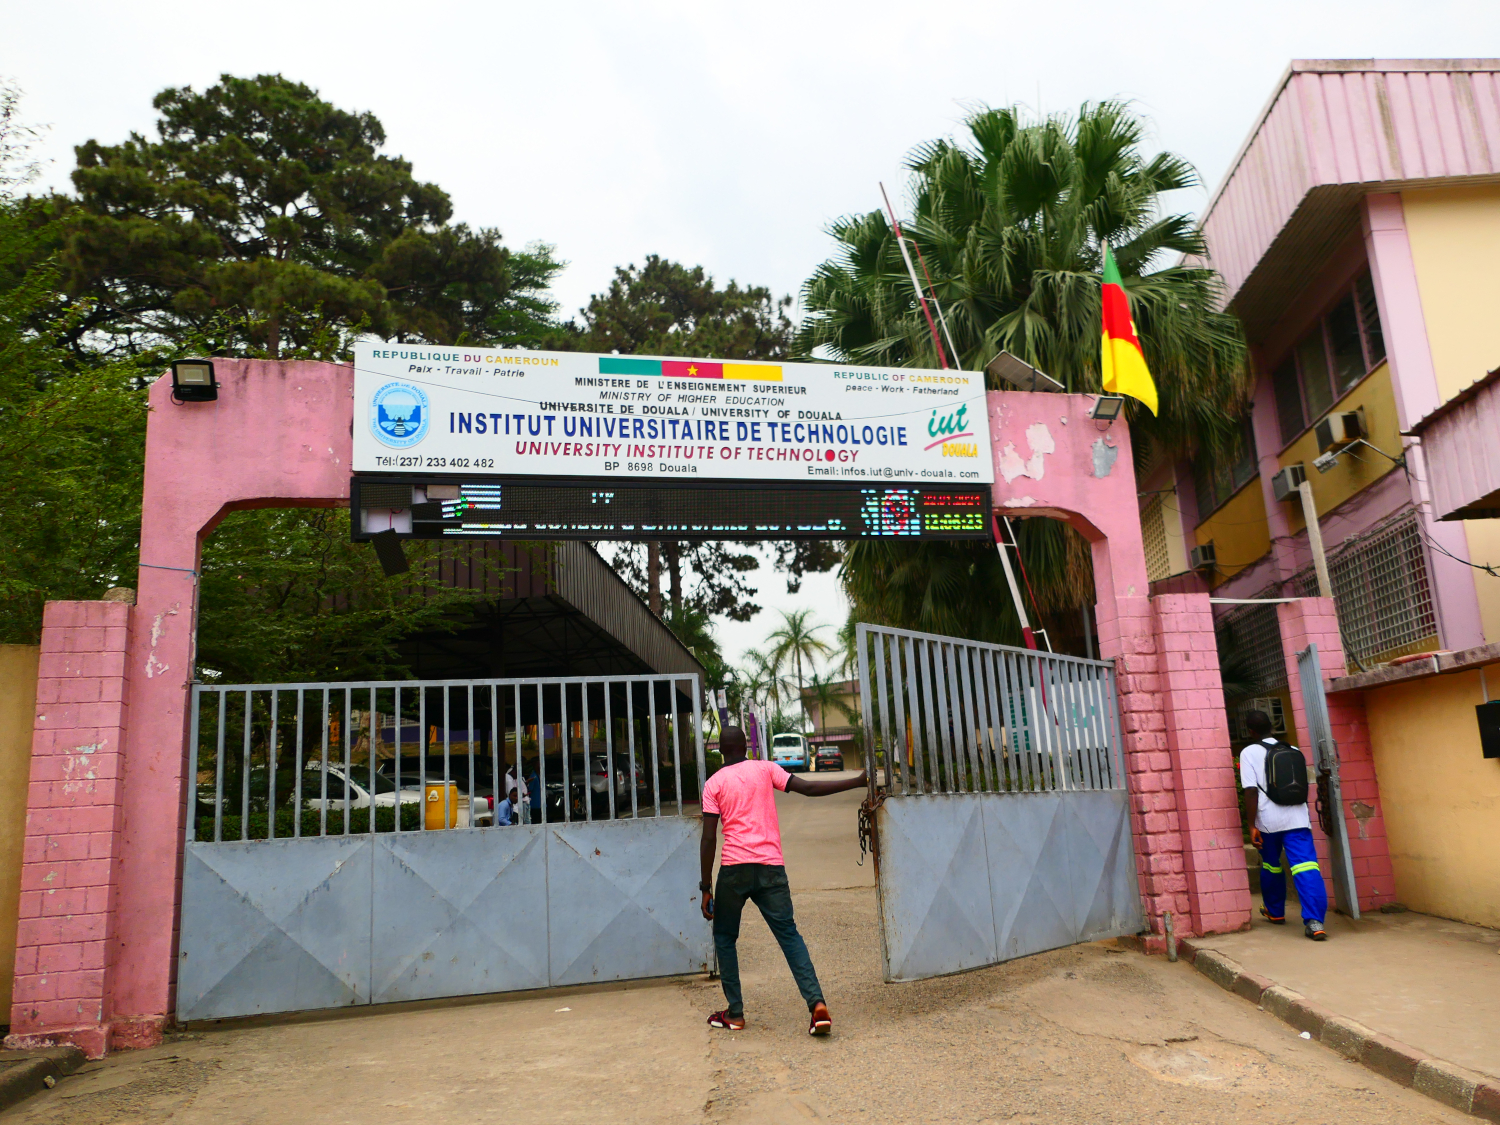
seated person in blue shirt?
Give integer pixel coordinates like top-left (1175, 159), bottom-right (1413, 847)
top-left (497, 787), bottom-right (518, 826)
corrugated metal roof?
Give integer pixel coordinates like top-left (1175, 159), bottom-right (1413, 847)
top-left (1409, 366), bottom-right (1500, 520)
top-left (399, 539), bottom-right (705, 677)
top-left (1196, 60), bottom-right (1500, 334)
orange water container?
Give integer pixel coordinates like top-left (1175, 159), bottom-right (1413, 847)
top-left (424, 782), bottom-right (459, 829)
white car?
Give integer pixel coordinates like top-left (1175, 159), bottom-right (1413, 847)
top-left (301, 766), bottom-right (422, 814)
top-left (770, 734), bottom-right (810, 772)
top-left (306, 767), bottom-right (495, 827)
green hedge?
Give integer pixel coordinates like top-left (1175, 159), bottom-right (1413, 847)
top-left (196, 802), bottom-right (422, 841)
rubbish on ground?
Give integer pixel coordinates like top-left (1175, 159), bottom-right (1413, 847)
top-left (555, 1007), bottom-right (572, 1013)
top-left (1300, 1031), bottom-right (1312, 1039)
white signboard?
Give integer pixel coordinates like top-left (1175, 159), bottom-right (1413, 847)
top-left (353, 343), bottom-right (992, 485)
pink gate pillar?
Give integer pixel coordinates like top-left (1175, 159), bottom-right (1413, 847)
top-left (988, 392), bottom-right (1251, 944)
top-left (8, 601), bottom-right (132, 1058)
top-left (1276, 600), bottom-right (1396, 913)
top-left (9, 360), bottom-right (352, 1055)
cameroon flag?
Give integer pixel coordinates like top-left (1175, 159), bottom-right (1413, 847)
top-left (1100, 245), bottom-right (1158, 415)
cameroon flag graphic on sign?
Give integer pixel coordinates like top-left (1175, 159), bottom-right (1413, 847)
top-left (1100, 245), bottom-right (1158, 416)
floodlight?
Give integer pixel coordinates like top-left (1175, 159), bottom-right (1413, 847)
top-left (1090, 395), bottom-right (1126, 421)
top-left (985, 351), bottom-right (1064, 393)
top-left (1313, 450), bottom-right (1340, 474)
top-left (171, 360), bottom-right (218, 402)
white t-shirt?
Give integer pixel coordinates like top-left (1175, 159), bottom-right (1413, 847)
top-left (1239, 737), bottom-right (1311, 834)
top-left (504, 771), bottom-right (528, 802)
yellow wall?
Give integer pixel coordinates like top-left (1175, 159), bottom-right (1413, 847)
top-left (0, 645), bottom-right (39, 1017)
top-left (1465, 521), bottom-right (1500, 643)
top-left (1364, 667), bottom-right (1500, 928)
top-left (1403, 184), bottom-right (1500, 400)
top-left (1403, 185), bottom-right (1500, 646)
top-left (1278, 362), bottom-right (1401, 532)
top-left (1194, 476), bottom-right (1271, 587)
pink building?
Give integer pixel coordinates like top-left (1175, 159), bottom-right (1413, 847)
top-left (1141, 60), bottom-right (1500, 928)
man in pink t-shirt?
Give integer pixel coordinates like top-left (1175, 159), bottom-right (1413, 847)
top-left (700, 727), bottom-right (866, 1036)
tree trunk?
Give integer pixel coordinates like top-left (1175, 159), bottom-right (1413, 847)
top-left (647, 541), bottom-right (661, 615)
top-left (266, 314), bottom-right (281, 360)
top-left (665, 542), bottom-right (683, 615)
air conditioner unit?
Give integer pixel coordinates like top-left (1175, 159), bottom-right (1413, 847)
top-left (1190, 542), bottom-right (1217, 571)
top-left (1270, 463), bottom-right (1307, 502)
top-left (1314, 409), bottom-right (1365, 452)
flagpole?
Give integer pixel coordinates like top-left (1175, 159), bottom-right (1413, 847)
top-left (880, 183), bottom-right (949, 369)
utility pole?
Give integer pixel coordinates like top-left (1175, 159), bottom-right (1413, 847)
top-left (1298, 480), bottom-right (1333, 598)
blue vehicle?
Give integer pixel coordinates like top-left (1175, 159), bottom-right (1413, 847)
top-left (770, 733), bottom-right (809, 772)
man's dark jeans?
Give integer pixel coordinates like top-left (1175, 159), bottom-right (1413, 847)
top-left (713, 863), bottom-right (823, 1018)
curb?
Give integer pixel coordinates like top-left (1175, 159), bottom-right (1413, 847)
top-left (1175, 938), bottom-right (1499, 1121)
top-left (0, 1046), bottom-right (86, 1114)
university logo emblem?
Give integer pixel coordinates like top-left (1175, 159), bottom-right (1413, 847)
top-left (371, 382), bottom-right (430, 449)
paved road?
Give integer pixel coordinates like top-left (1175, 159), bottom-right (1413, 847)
top-left (3, 772), bottom-right (1470, 1124)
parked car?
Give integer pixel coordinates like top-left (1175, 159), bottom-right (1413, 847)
top-left (814, 744), bottom-right (845, 772)
top-left (770, 734), bottom-right (809, 772)
top-left (299, 766), bottom-right (423, 813)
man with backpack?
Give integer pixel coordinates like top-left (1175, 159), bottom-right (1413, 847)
top-left (1239, 710), bottom-right (1327, 940)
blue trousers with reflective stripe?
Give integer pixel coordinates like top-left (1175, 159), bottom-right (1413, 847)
top-left (1259, 827), bottom-right (1327, 924)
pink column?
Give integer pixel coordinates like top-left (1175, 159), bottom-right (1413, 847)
top-left (1152, 594), bottom-right (1253, 935)
top-left (1101, 597), bottom-right (1190, 945)
top-left (8, 360), bottom-right (353, 1053)
top-left (7, 601), bottom-right (132, 1058)
top-left (1276, 598), bottom-right (1395, 913)
top-left (1362, 194), bottom-right (1484, 651)
top-left (986, 391), bottom-right (1249, 946)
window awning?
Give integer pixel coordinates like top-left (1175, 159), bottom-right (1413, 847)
top-left (1408, 367), bottom-right (1500, 521)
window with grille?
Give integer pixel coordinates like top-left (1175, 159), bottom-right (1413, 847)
top-left (1141, 493), bottom-right (1172, 582)
top-left (1270, 268), bottom-right (1387, 447)
top-left (1215, 597), bottom-right (1288, 699)
top-left (1295, 512), bottom-right (1438, 668)
top-left (1193, 415), bottom-right (1259, 518)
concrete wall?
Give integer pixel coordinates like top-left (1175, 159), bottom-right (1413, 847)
top-left (1362, 668), bottom-right (1500, 928)
top-left (0, 645), bottom-right (40, 1022)
top-left (1193, 476), bottom-right (1270, 588)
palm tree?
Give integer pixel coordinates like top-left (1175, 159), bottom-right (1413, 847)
top-left (804, 669), bottom-right (856, 739)
top-left (766, 609), bottom-right (834, 732)
top-left (739, 647), bottom-right (787, 715)
top-left (802, 101), bottom-right (1250, 646)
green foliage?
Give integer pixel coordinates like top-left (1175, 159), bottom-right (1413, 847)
top-left (800, 101), bottom-right (1249, 458)
top-left (807, 102), bottom-right (1246, 644)
top-left (56, 73), bottom-right (560, 358)
top-left (0, 202), bottom-right (157, 642)
top-left (765, 609), bottom-right (833, 732)
top-left (555, 254), bottom-right (793, 359)
top-left (198, 801), bottom-right (422, 842)
top-left (840, 522), bottom-right (1092, 648)
top-left (195, 508), bottom-right (492, 683)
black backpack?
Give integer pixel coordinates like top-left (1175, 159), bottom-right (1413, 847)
top-left (1259, 738), bottom-right (1309, 806)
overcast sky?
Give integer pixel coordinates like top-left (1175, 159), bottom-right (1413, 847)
top-left (7, 0), bottom-right (1498, 677)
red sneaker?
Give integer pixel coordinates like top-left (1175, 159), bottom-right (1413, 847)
top-left (708, 1009), bottom-right (745, 1030)
top-left (808, 1001), bottom-right (832, 1036)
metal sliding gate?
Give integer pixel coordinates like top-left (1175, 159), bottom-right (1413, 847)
top-left (177, 674), bottom-right (710, 1022)
top-left (1296, 644), bottom-right (1360, 919)
top-left (857, 624), bottom-right (1145, 981)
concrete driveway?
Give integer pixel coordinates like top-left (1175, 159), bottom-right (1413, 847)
top-left (2, 772), bottom-right (1471, 1124)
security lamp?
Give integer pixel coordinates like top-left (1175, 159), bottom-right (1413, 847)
top-left (986, 351), bottom-right (1064, 393)
top-left (1090, 395), bottom-right (1126, 422)
top-left (1313, 450), bottom-right (1340, 474)
top-left (171, 360), bottom-right (218, 402)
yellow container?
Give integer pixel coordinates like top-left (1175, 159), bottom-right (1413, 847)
top-left (424, 782), bottom-right (459, 830)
